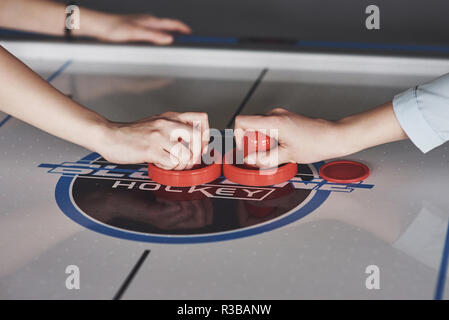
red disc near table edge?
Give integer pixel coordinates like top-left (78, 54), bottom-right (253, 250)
top-left (148, 153), bottom-right (221, 187)
top-left (319, 160), bottom-right (370, 183)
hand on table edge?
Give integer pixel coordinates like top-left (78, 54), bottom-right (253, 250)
top-left (0, 0), bottom-right (192, 45)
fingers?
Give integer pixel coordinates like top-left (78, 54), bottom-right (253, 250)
top-left (149, 131), bottom-right (190, 170)
top-left (163, 115), bottom-right (205, 169)
top-left (234, 114), bottom-right (282, 131)
top-left (152, 149), bottom-right (179, 170)
top-left (169, 126), bottom-right (199, 170)
top-left (244, 147), bottom-right (291, 168)
top-left (127, 26), bottom-right (174, 44)
top-left (178, 112), bottom-right (210, 155)
top-left (234, 115), bottom-right (277, 150)
top-left (145, 112), bottom-right (209, 170)
top-left (99, 14), bottom-right (191, 44)
top-left (136, 16), bottom-right (192, 34)
top-left (267, 107), bottom-right (290, 116)
top-left (169, 142), bottom-right (193, 170)
top-left (188, 125), bottom-right (203, 168)
top-left (234, 108), bottom-right (290, 149)
top-left (151, 142), bottom-right (192, 171)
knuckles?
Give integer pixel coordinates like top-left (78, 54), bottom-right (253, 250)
top-left (151, 117), bottom-right (171, 127)
top-left (270, 107), bottom-right (289, 114)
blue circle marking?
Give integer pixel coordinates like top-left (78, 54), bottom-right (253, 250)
top-left (55, 152), bottom-right (330, 243)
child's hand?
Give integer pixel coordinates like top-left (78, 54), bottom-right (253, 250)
top-left (97, 112), bottom-right (209, 170)
top-left (80, 12), bottom-right (192, 45)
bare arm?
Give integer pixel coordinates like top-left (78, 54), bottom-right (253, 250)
top-left (336, 102), bottom-right (408, 156)
top-left (0, 46), bottom-right (208, 169)
top-left (0, 46), bottom-right (106, 151)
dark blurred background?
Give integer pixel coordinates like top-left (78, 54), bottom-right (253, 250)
top-left (61, 0), bottom-right (448, 45)
top-left (1, 0), bottom-right (448, 56)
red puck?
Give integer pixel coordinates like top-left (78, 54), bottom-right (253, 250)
top-left (223, 149), bottom-right (297, 186)
top-left (148, 152), bottom-right (221, 187)
top-left (319, 160), bottom-right (370, 183)
top-left (243, 131), bottom-right (274, 157)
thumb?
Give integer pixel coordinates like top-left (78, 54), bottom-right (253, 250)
top-left (129, 27), bottom-right (173, 44)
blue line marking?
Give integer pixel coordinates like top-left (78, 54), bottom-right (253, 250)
top-left (77, 152), bottom-right (102, 163)
top-left (175, 35), bottom-right (239, 44)
top-left (0, 59), bottom-right (72, 128)
top-left (297, 40), bottom-right (449, 53)
top-left (46, 60), bottom-right (72, 82)
top-left (0, 115), bottom-right (12, 128)
top-left (174, 35), bottom-right (449, 53)
top-left (434, 221), bottom-right (449, 300)
top-left (39, 163), bottom-right (147, 174)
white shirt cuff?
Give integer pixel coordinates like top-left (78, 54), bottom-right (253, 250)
top-left (393, 87), bottom-right (445, 153)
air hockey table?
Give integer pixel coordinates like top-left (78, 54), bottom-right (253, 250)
top-left (1, 40), bottom-right (449, 300)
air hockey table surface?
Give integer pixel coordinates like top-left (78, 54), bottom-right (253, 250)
top-left (1, 40), bottom-right (449, 300)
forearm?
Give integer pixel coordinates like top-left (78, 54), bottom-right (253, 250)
top-left (0, 46), bottom-right (108, 151)
top-left (0, 0), bottom-right (108, 37)
top-left (335, 101), bottom-right (408, 156)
